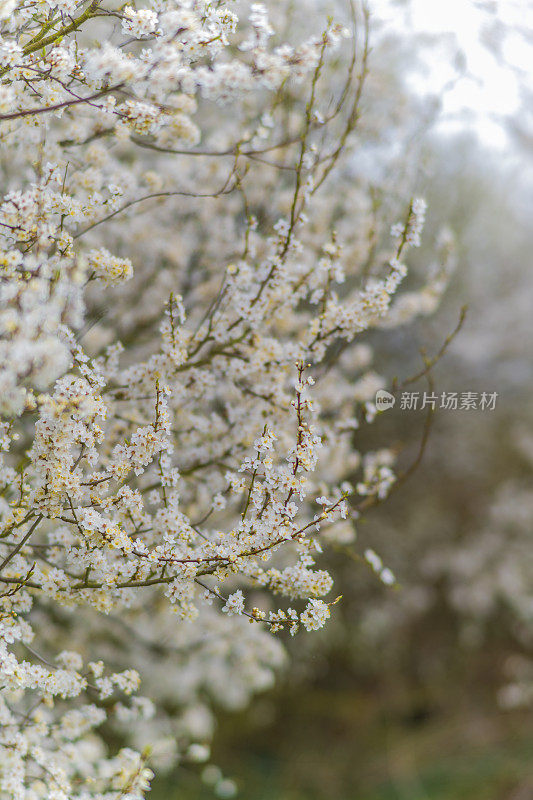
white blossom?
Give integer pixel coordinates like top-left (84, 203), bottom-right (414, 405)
top-left (0, 1), bottom-right (447, 794)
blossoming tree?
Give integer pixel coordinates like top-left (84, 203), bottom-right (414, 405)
top-left (0, 1), bottom-right (448, 796)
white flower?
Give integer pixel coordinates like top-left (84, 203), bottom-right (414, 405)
top-left (364, 549), bottom-right (383, 573)
top-left (86, 248), bottom-right (133, 283)
top-left (0, 0), bottom-right (15, 20)
top-left (122, 6), bottom-right (158, 38)
top-left (300, 599), bottom-right (331, 631)
top-left (187, 743), bottom-right (210, 763)
top-left (222, 590), bottom-right (245, 616)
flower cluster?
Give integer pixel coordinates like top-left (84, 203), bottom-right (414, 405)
top-left (0, 1), bottom-right (448, 796)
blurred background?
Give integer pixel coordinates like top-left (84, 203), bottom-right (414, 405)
top-left (152, 1), bottom-right (533, 797)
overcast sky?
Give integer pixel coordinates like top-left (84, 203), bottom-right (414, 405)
top-left (373, 0), bottom-right (532, 149)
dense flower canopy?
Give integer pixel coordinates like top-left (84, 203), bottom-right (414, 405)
top-left (0, 1), bottom-right (452, 797)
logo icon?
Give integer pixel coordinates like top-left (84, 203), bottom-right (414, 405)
top-left (375, 389), bottom-right (395, 411)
